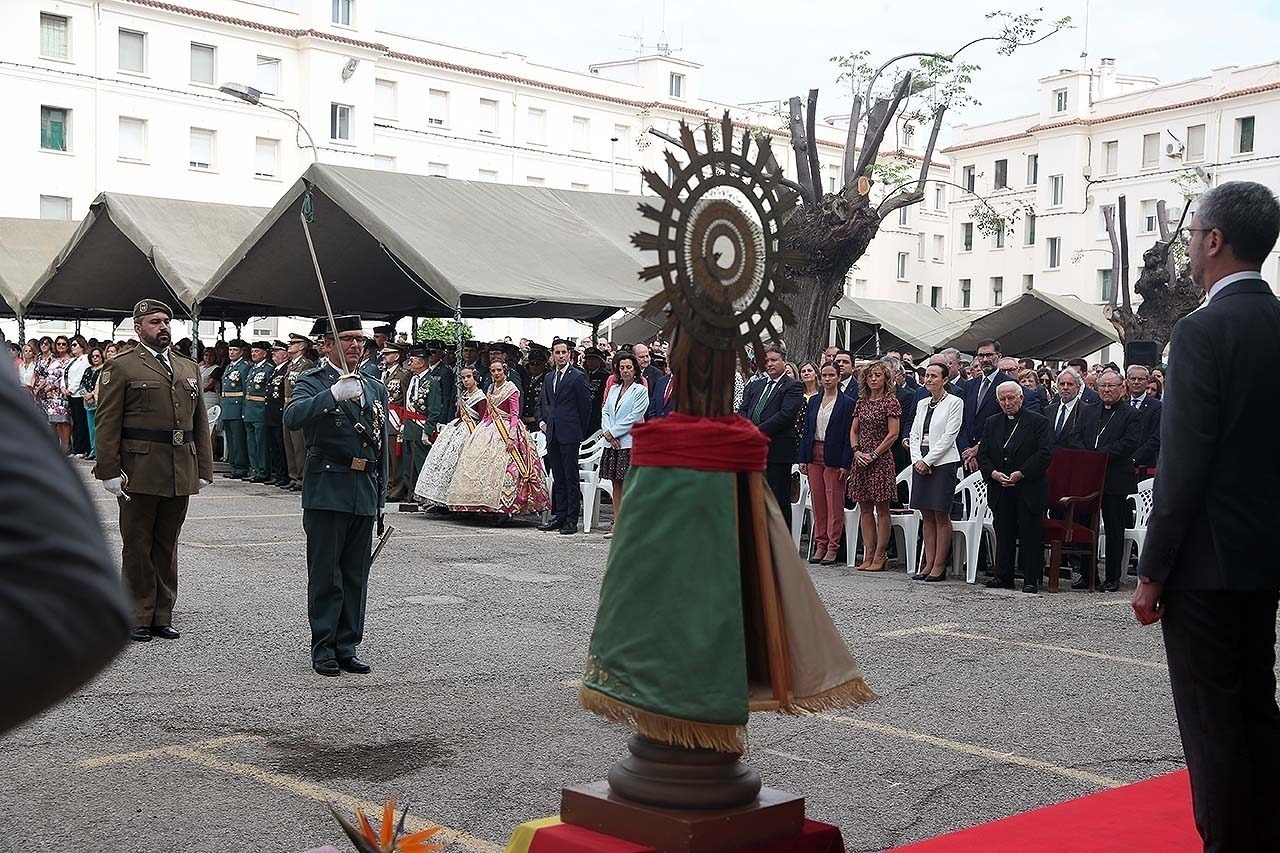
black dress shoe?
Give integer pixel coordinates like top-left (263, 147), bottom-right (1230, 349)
top-left (221, 472), bottom-right (239, 479)
top-left (338, 656), bottom-right (371, 674)
top-left (288, 483), bottom-right (302, 491)
top-left (560, 525), bottom-right (578, 535)
top-left (251, 477), bottom-right (270, 484)
top-left (924, 572), bottom-right (946, 582)
top-left (910, 572), bottom-right (929, 580)
top-left (1100, 579), bottom-right (1120, 592)
top-left (1071, 576), bottom-right (1094, 590)
top-left (1022, 583), bottom-right (1039, 594)
top-left (313, 660), bottom-right (341, 677)
top-left (537, 520), bottom-right (562, 532)
top-left (129, 626), bottom-right (152, 642)
top-left (149, 625), bottom-right (180, 639)
top-left (985, 578), bottom-right (1014, 589)
top-left (808, 553), bottom-right (824, 564)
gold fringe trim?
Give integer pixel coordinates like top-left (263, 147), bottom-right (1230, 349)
top-left (579, 685), bottom-right (748, 754)
top-left (787, 678), bottom-right (879, 715)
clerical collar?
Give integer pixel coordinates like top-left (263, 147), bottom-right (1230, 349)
top-left (1103, 403), bottom-right (1114, 411)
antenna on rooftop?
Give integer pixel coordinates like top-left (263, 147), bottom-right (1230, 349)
top-left (1080, 0), bottom-right (1091, 67)
top-left (640, 0), bottom-right (680, 57)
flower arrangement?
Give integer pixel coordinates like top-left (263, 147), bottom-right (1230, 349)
top-left (328, 798), bottom-right (443, 853)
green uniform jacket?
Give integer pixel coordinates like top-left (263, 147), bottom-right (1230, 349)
top-left (243, 360), bottom-right (275, 423)
top-left (284, 362), bottom-right (389, 517)
top-left (427, 360), bottom-right (456, 415)
top-left (405, 369), bottom-right (447, 433)
top-left (285, 356), bottom-right (315, 404)
top-left (220, 359), bottom-right (252, 420)
top-left (92, 347), bottom-right (214, 496)
top-left (382, 365), bottom-right (411, 434)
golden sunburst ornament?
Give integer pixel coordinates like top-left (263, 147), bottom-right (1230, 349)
top-left (633, 112), bottom-right (803, 372)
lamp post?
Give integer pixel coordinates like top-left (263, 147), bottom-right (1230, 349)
top-left (609, 136), bottom-right (619, 192)
top-left (218, 83), bottom-right (318, 166)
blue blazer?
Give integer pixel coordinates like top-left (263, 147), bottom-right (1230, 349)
top-left (540, 366), bottom-right (591, 445)
top-left (646, 374), bottom-right (675, 420)
top-left (797, 392), bottom-right (855, 469)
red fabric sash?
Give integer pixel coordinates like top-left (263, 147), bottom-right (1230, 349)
top-left (629, 413), bottom-right (768, 473)
top-left (391, 402), bottom-right (429, 423)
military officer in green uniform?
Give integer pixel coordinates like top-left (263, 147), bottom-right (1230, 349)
top-left (284, 315), bottom-right (389, 676)
top-left (583, 346), bottom-right (610, 434)
top-left (401, 346), bottom-right (445, 499)
top-left (380, 342), bottom-right (411, 502)
top-left (266, 341), bottom-right (290, 488)
top-left (522, 343), bottom-right (549, 434)
top-left (283, 333), bottom-right (314, 492)
top-left (93, 299), bottom-right (213, 642)
top-left (220, 339), bottom-right (252, 478)
top-left (243, 341), bottom-right (275, 482)
top-left (358, 336), bottom-right (382, 382)
top-left (424, 339), bottom-right (456, 416)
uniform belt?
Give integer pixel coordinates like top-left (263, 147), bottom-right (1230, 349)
top-left (307, 449), bottom-right (376, 473)
top-left (246, 395), bottom-right (266, 402)
top-left (122, 428), bottom-right (194, 446)
top-left (222, 391), bottom-right (244, 397)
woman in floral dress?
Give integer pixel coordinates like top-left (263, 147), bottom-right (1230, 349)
top-left (415, 367), bottom-right (486, 506)
top-left (39, 336), bottom-right (73, 453)
top-left (847, 361), bottom-right (901, 572)
top-left (446, 361), bottom-right (550, 519)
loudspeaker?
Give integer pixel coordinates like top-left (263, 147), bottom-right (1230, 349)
top-left (1124, 340), bottom-right (1160, 368)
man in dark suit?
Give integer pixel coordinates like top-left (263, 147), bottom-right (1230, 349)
top-left (1072, 369), bottom-right (1142, 591)
top-left (1124, 364), bottom-right (1162, 471)
top-left (958, 339), bottom-right (1040, 474)
top-left (738, 345), bottom-right (805, 512)
top-left (1066, 358), bottom-right (1103, 405)
top-left (539, 339), bottom-right (592, 535)
top-left (647, 372), bottom-right (675, 420)
top-left (978, 381), bottom-right (1053, 593)
top-left (832, 349), bottom-right (859, 401)
top-left (1133, 181), bottom-right (1280, 852)
top-left (1044, 368), bottom-right (1091, 448)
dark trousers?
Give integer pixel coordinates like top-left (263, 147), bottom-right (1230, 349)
top-left (402, 422), bottom-right (429, 497)
top-left (1162, 590), bottom-right (1280, 852)
top-left (267, 423), bottom-right (288, 483)
top-left (764, 461), bottom-right (793, 517)
top-left (386, 432), bottom-right (407, 501)
top-left (245, 419), bottom-right (268, 478)
top-left (223, 418), bottom-right (248, 475)
top-left (284, 428), bottom-right (306, 486)
top-left (118, 493), bottom-right (190, 627)
top-left (1101, 494), bottom-right (1129, 583)
top-left (547, 440), bottom-right (581, 528)
top-left (303, 509), bottom-right (374, 665)
top-left (991, 493), bottom-right (1043, 586)
top-left (69, 396), bottom-right (90, 454)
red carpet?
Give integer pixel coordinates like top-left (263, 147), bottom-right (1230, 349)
top-left (891, 770), bottom-right (1200, 852)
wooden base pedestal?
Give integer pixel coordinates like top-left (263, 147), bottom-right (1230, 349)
top-left (561, 781), bottom-right (804, 853)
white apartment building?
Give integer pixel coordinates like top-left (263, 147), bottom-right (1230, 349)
top-left (944, 58), bottom-right (1280, 327)
top-left (4, 0), bottom-right (950, 344)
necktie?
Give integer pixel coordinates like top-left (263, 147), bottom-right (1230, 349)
top-left (979, 376), bottom-right (991, 405)
top-left (1131, 397), bottom-right (1141, 409)
top-left (752, 380), bottom-right (776, 420)
top-left (158, 352), bottom-right (172, 379)
top-left (1055, 403), bottom-right (1067, 439)
top-left (554, 369), bottom-right (561, 395)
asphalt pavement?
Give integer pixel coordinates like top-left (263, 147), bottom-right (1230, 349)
top-left (0, 464), bottom-right (1188, 853)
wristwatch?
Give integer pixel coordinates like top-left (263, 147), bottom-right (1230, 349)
top-left (869, 450), bottom-right (878, 460)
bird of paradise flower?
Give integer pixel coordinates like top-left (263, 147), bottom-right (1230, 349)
top-left (328, 798), bottom-right (443, 853)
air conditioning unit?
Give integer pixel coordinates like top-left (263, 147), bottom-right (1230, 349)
top-left (1166, 141), bottom-right (1185, 158)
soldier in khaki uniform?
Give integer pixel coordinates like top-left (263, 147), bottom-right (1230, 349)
top-left (93, 300), bottom-right (213, 642)
top-left (283, 333), bottom-right (314, 492)
top-left (380, 342), bottom-right (411, 502)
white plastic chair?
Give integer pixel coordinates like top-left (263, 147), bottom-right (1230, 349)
top-left (790, 463), bottom-right (809, 550)
top-left (577, 431), bottom-right (609, 532)
top-left (1121, 478), bottom-right (1155, 568)
top-left (952, 471), bottom-right (995, 584)
top-left (888, 468), bottom-right (920, 575)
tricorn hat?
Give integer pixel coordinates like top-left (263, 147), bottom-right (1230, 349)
top-left (406, 346), bottom-right (430, 360)
top-left (250, 340), bottom-right (272, 351)
top-left (372, 324), bottom-right (395, 336)
top-left (310, 315), bottom-right (362, 338)
top-left (228, 338), bottom-right (249, 349)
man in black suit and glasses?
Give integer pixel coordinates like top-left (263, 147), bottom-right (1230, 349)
top-left (538, 339), bottom-right (591, 535)
top-left (738, 345), bottom-right (805, 512)
top-left (1133, 181), bottom-right (1280, 853)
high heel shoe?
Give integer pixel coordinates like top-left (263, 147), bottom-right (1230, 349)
top-left (808, 551), bottom-right (825, 564)
top-left (860, 552), bottom-right (888, 572)
top-left (819, 550), bottom-right (839, 566)
top-left (924, 568), bottom-right (946, 582)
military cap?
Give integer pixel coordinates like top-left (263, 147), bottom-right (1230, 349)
top-left (380, 342), bottom-right (404, 355)
top-left (271, 340), bottom-right (288, 351)
top-left (406, 346), bottom-right (430, 360)
top-left (287, 333), bottom-right (311, 345)
top-left (462, 340), bottom-right (481, 349)
top-left (132, 298), bottom-right (172, 320)
top-left (228, 338), bottom-right (250, 349)
top-left (583, 347), bottom-right (605, 359)
top-left (500, 342), bottom-right (522, 357)
top-left (250, 340), bottom-right (272, 351)
top-left (423, 339), bottom-right (447, 351)
top-left (371, 323), bottom-right (395, 336)
top-left (310, 315), bottom-right (362, 337)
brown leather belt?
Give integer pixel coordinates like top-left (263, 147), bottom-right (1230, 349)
top-left (123, 428), bottom-right (193, 446)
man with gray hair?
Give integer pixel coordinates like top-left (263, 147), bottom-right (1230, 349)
top-left (1133, 180), bottom-right (1280, 850)
top-left (1044, 367), bottom-right (1090, 448)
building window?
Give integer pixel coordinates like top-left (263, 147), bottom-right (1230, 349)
top-left (898, 206), bottom-right (909, 227)
top-left (427, 162), bottom-right (448, 177)
top-left (189, 128), bottom-right (215, 170)
top-left (571, 182), bottom-right (589, 191)
top-left (993, 158), bottom-right (1008, 190)
top-left (1141, 199), bottom-right (1158, 234)
top-left (993, 225), bottom-right (1005, 249)
top-left (854, 278), bottom-right (868, 297)
top-left (933, 184), bottom-right (944, 210)
top-left (254, 137), bottom-right (278, 177)
top-left (190, 43), bottom-right (215, 85)
top-left (1186, 123), bottom-right (1205, 161)
top-left (896, 252), bottom-right (908, 280)
top-left (428, 89), bottom-right (448, 127)
top-left (478, 98), bottom-right (498, 135)
top-left (991, 276), bottom-right (1004, 306)
top-left (527, 108), bottom-right (547, 145)
top-left (118, 116), bottom-right (146, 162)
top-left (40, 13), bottom-right (70, 60)
top-left (916, 232), bottom-right (926, 260)
top-left (40, 106), bottom-right (69, 152)
top-left (39, 195), bottom-right (71, 220)
top-left (1236, 115), bottom-right (1255, 154)
top-left (932, 234), bottom-right (944, 260)
top-left (902, 125), bottom-right (914, 148)
top-left (961, 165), bottom-right (975, 193)
top-left (571, 116), bottom-right (590, 152)
top-left (930, 286), bottom-right (942, 308)
top-left (1047, 236), bottom-right (1062, 269)
top-left (1098, 269), bottom-right (1114, 302)
top-left (613, 124), bottom-right (632, 159)
top-left (374, 79), bottom-right (396, 119)
top-left (1101, 140), bottom-right (1119, 175)
top-left (256, 56), bottom-right (280, 95)
top-left (526, 176), bottom-right (545, 186)
top-left (1022, 274), bottom-right (1034, 292)
top-left (962, 222), bottom-right (973, 251)
top-left (828, 174), bottom-right (837, 194)
top-left (478, 169), bottom-right (498, 181)
top-left (1026, 153), bottom-right (1039, 185)
top-left (669, 72), bottom-right (684, 98)
top-left (960, 278), bottom-right (971, 308)
top-left (1141, 132), bottom-right (1160, 169)
top-left (118, 29), bottom-right (146, 74)
top-left (372, 155), bottom-right (395, 171)
top-left (332, 0), bottom-right (353, 26)
top-left (1050, 174), bottom-right (1064, 206)
top-left (1024, 213), bottom-right (1036, 245)
top-left (329, 104), bottom-right (351, 140)
top-left (1054, 88), bottom-right (1068, 112)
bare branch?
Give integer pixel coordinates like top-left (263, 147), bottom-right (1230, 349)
top-left (805, 89), bottom-right (824, 203)
top-left (644, 126), bottom-right (806, 195)
top-left (1103, 205), bottom-right (1121, 311)
top-left (913, 107), bottom-right (946, 195)
top-left (1118, 195), bottom-right (1132, 313)
top-left (787, 96), bottom-right (815, 206)
top-left (855, 72), bottom-right (912, 180)
top-left (842, 96), bottom-right (862, 188)
top-left (876, 189), bottom-right (925, 222)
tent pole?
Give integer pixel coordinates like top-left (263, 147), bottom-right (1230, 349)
top-left (453, 303), bottom-right (464, 399)
top-left (411, 315), bottom-right (419, 342)
top-left (218, 319), bottom-right (226, 341)
top-left (191, 302), bottom-right (201, 348)
top-left (16, 312), bottom-right (25, 346)
top-left (75, 318), bottom-right (82, 336)
top-left (874, 325), bottom-right (881, 357)
top-left (592, 321), bottom-right (600, 346)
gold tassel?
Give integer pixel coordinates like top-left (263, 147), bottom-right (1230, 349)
top-left (579, 685), bottom-right (748, 754)
top-left (786, 678), bottom-right (879, 715)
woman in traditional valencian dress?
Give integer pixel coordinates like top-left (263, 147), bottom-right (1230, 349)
top-left (446, 361), bottom-right (550, 519)
top-left (414, 366), bottom-right (486, 506)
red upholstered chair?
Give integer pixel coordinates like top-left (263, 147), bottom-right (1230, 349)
top-left (1040, 449), bottom-right (1109, 592)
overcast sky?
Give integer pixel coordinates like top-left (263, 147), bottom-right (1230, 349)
top-left (379, 0), bottom-right (1279, 135)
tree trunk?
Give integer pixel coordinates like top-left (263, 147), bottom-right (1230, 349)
top-left (783, 271), bottom-right (845, 361)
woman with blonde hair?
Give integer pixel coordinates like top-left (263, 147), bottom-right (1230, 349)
top-left (847, 361), bottom-right (901, 571)
top-left (909, 363), bottom-right (964, 581)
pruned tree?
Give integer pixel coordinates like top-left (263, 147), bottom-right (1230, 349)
top-left (778, 10), bottom-right (1070, 360)
top-left (1102, 194), bottom-right (1203, 353)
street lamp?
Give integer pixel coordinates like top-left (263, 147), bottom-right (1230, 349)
top-left (609, 136), bottom-right (619, 192)
top-left (218, 83), bottom-right (318, 164)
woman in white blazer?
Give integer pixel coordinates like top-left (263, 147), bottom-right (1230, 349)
top-left (600, 352), bottom-right (651, 534)
top-left (909, 363), bottom-right (964, 581)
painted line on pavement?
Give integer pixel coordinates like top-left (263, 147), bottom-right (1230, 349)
top-left (183, 531), bottom-right (507, 549)
top-left (93, 494), bottom-right (253, 503)
top-left (78, 737), bottom-right (501, 852)
top-left (814, 714), bottom-right (1125, 789)
top-left (876, 624), bottom-right (1168, 670)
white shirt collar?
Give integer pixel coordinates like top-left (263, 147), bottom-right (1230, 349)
top-left (1207, 270), bottom-right (1263, 303)
top-left (1130, 393), bottom-right (1146, 406)
top-left (1060, 395), bottom-right (1078, 414)
top-left (144, 344), bottom-right (169, 363)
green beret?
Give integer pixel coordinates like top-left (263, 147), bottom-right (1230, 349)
top-left (133, 299), bottom-right (173, 320)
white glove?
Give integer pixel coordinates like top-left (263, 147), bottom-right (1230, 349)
top-left (331, 375), bottom-right (362, 401)
top-left (102, 477), bottom-right (126, 498)
top-left (198, 478), bottom-right (212, 490)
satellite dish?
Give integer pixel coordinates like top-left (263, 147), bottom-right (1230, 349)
top-left (341, 58), bottom-right (360, 81)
